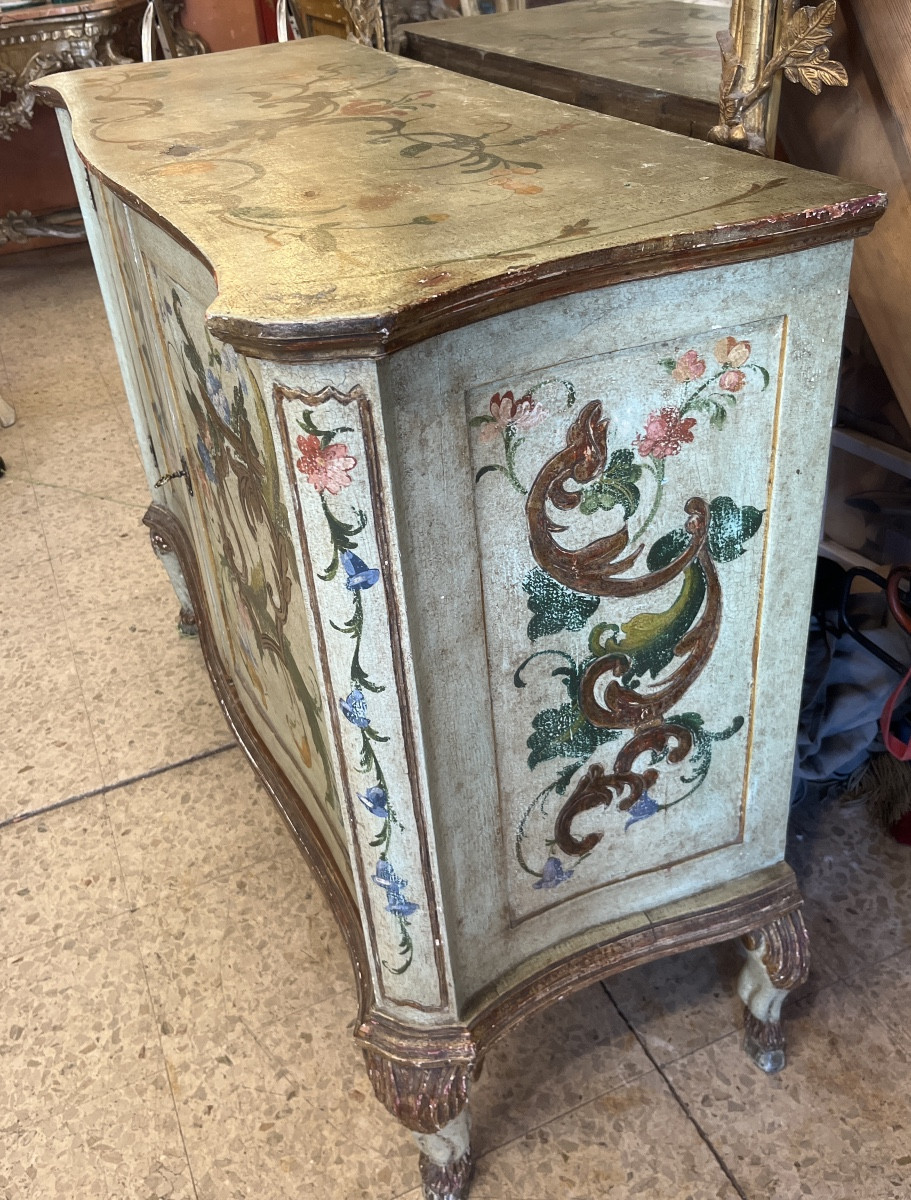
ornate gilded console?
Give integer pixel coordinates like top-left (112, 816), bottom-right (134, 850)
top-left (40, 39), bottom-right (883, 1197)
top-left (0, 0), bottom-right (203, 241)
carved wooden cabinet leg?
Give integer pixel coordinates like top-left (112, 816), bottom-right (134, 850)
top-left (147, 520), bottom-right (198, 637)
top-left (738, 908), bottom-right (810, 1074)
top-left (363, 1048), bottom-right (474, 1200)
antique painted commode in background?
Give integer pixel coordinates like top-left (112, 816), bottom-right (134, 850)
top-left (40, 39), bottom-right (884, 1199)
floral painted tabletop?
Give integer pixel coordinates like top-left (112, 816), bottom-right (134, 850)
top-left (39, 38), bottom-right (881, 352)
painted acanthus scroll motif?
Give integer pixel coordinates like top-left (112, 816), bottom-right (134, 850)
top-left (471, 336), bottom-right (771, 892)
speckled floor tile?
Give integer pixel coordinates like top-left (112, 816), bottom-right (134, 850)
top-left (0, 795), bottom-right (129, 958)
top-left (31, 483), bottom-right (232, 782)
top-left (17, 405), bottom-right (148, 505)
top-left (82, 652), bottom-right (233, 785)
top-left (170, 1025), bottom-right (418, 1200)
top-left (133, 846), bottom-right (352, 1066)
top-left (0, 913), bottom-right (163, 1124)
top-left (847, 945), bottom-right (911, 1048)
top-left (665, 981), bottom-right (911, 1200)
top-left (787, 797), bottom-right (911, 977)
top-left (0, 560), bottom-right (103, 820)
top-left (1, 352), bottom-right (123, 423)
top-left (0, 1072), bottom-right (194, 1200)
top-left (107, 747), bottom-right (286, 907)
top-left (606, 929), bottom-right (835, 1070)
top-left (31, 483), bottom-right (149, 567)
top-left (0, 475), bottom-right (49, 580)
top-left (606, 940), bottom-right (745, 1068)
top-left (45, 498), bottom-right (195, 676)
top-left (469, 1070), bottom-right (739, 1200)
top-left (470, 983), bottom-right (653, 1155)
top-left (255, 988), bottom-right (391, 1157)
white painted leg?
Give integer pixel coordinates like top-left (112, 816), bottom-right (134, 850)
top-left (738, 908), bottom-right (810, 1074)
top-left (363, 1047), bottom-right (474, 1200)
top-left (414, 1109), bottom-right (473, 1200)
top-left (0, 393), bottom-right (15, 428)
top-left (149, 525), bottom-right (198, 636)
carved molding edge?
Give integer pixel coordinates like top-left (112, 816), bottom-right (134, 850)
top-left (709, 0), bottom-right (848, 155)
top-left (360, 1019), bottom-right (476, 1200)
top-left (741, 907), bottom-right (810, 992)
top-left (739, 907), bottom-right (809, 1071)
top-left (363, 1051), bottom-right (473, 1133)
top-left (159, 0), bottom-right (209, 57)
top-left (357, 1014), bottom-right (476, 1132)
top-left (0, 208), bottom-right (84, 246)
top-left (339, 0), bottom-right (386, 48)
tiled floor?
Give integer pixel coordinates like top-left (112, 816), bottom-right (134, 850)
top-left (2, 244), bottom-right (911, 1200)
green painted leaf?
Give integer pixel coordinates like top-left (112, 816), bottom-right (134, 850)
top-left (527, 700), bottom-right (618, 768)
top-left (524, 568), bottom-right (600, 642)
top-left (647, 527), bottom-right (690, 571)
top-left (578, 449), bottom-right (643, 519)
top-left (594, 562), bottom-right (707, 680)
top-left (708, 496), bottom-right (764, 562)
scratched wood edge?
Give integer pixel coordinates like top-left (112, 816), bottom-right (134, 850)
top-left (401, 27), bottom-right (718, 139)
top-left (143, 501), bottom-right (806, 1076)
top-left (32, 80), bottom-right (886, 361)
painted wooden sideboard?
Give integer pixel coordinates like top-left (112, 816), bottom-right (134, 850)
top-left (39, 39), bottom-right (884, 1198)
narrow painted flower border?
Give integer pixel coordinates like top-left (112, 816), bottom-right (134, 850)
top-left (287, 402), bottom-right (420, 975)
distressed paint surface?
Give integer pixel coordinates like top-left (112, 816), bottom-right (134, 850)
top-left (404, 0), bottom-right (725, 103)
top-left (51, 54), bottom-right (869, 1018)
top-left (273, 375), bottom-right (446, 1007)
top-left (39, 39), bottom-right (880, 346)
top-left (140, 262), bottom-right (342, 837)
top-left (466, 324), bottom-right (783, 921)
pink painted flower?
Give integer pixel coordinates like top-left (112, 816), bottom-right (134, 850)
top-left (295, 433), bottom-right (356, 494)
top-left (714, 337), bottom-right (751, 368)
top-left (479, 390), bottom-right (547, 443)
top-left (634, 406), bottom-right (697, 459)
top-left (718, 369), bottom-right (747, 393)
top-left (671, 350), bottom-right (706, 383)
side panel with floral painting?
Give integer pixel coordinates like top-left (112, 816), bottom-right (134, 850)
top-left (143, 266), bottom-right (343, 848)
top-left (467, 323), bottom-right (784, 923)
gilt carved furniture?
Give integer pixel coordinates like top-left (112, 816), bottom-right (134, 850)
top-left (40, 39), bottom-right (884, 1197)
top-left (0, 0), bottom-right (203, 427)
top-left (404, 0), bottom-right (849, 156)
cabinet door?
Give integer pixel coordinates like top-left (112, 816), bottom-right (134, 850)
top-left (122, 213), bottom-right (349, 869)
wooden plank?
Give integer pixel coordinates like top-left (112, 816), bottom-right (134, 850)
top-left (778, 0), bottom-right (911, 427)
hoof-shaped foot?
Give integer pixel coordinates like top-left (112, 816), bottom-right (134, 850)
top-left (742, 1007), bottom-right (786, 1074)
top-left (738, 909), bottom-right (809, 1075)
top-left (420, 1147), bottom-right (473, 1200)
top-left (177, 604), bottom-right (199, 637)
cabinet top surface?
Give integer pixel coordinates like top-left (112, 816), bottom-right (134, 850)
top-left (40, 38), bottom-right (883, 355)
top-left (402, 0), bottom-right (723, 105)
